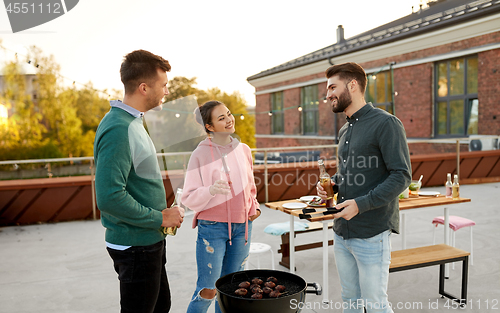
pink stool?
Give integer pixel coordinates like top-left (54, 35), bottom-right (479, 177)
top-left (432, 216), bottom-right (475, 267)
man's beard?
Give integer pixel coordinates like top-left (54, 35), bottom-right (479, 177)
top-left (331, 87), bottom-right (352, 113)
top-left (146, 93), bottom-right (164, 112)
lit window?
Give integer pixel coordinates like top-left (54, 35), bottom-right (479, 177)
top-left (301, 85), bottom-right (319, 134)
top-left (365, 71), bottom-right (393, 114)
top-left (435, 55), bottom-right (478, 136)
top-left (271, 92), bottom-right (284, 134)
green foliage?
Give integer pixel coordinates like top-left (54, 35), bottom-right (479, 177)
top-left (0, 44), bottom-right (255, 163)
top-left (73, 83), bottom-right (115, 133)
top-left (164, 76), bottom-right (199, 103)
top-left (29, 47), bottom-right (85, 157)
top-left (0, 45), bottom-right (111, 161)
top-left (164, 77), bottom-right (256, 148)
top-left (0, 62), bottom-right (46, 154)
top-left (0, 140), bottom-right (64, 161)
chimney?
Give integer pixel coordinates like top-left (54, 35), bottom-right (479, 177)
top-left (337, 25), bottom-right (345, 44)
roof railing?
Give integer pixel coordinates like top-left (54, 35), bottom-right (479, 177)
top-left (1, 136), bottom-right (500, 206)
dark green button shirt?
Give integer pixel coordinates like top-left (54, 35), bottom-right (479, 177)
top-left (333, 103), bottom-right (411, 239)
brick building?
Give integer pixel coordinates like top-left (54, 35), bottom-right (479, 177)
top-left (247, 0), bottom-right (500, 156)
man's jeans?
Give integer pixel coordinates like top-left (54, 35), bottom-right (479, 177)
top-left (333, 230), bottom-right (393, 313)
top-left (187, 220), bottom-right (252, 313)
top-left (107, 239), bottom-right (171, 313)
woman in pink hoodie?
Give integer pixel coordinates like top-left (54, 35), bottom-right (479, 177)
top-left (182, 100), bottom-right (261, 313)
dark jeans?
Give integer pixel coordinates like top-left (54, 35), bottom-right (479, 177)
top-left (107, 240), bottom-right (171, 313)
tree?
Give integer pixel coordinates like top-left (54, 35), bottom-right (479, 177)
top-left (164, 76), bottom-right (200, 103)
top-left (28, 46), bottom-right (81, 157)
top-left (0, 42), bottom-right (255, 162)
top-left (0, 43), bottom-right (112, 161)
top-left (0, 61), bottom-right (51, 160)
top-left (164, 76), bottom-right (256, 148)
top-left (27, 46), bottom-right (110, 158)
top-left (55, 88), bottom-right (95, 156)
top-left (71, 83), bottom-right (111, 133)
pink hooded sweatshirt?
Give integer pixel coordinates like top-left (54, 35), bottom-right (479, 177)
top-left (181, 137), bottom-right (259, 244)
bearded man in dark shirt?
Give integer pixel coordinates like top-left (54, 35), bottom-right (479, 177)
top-left (317, 62), bottom-right (411, 313)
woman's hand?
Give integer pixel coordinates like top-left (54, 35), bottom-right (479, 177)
top-left (209, 180), bottom-right (231, 195)
top-left (248, 209), bottom-right (261, 222)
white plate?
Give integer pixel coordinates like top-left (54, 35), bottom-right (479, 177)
top-left (299, 196), bottom-right (317, 202)
top-left (419, 191), bottom-right (440, 196)
top-left (282, 202), bottom-right (308, 209)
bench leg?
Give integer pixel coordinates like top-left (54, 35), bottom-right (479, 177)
top-left (439, 256), bottom-right (469, 306)
top-left (461, 256), bottom-right (469, 306)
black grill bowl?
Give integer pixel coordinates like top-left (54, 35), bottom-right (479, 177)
top-left (215, 269), bottom-right (321, 313)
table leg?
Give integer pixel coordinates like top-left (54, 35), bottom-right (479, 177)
top-left (322, 220), bottom-right (329, 303)
top-left (289, 215), bottom-right (295, 274)
top-left (401, 212), bottom-right (406, 250)
top-left (444, 207), bottom-right (450, 278)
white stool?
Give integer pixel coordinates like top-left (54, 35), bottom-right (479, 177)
top-left (432, 216), bottom-right (475, 267)
top-left (245, 242), bottom-right (275, 270)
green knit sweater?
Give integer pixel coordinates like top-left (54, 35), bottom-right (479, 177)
top-left (94, 107), bottom-right (166, 246)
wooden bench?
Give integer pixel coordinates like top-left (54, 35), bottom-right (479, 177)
top-left (390, 244), bottom-right (470, 306)
top-left (277, 221), bottom-right (333, 269)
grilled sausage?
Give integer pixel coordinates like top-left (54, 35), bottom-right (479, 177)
top-left (251, 278), bottom-right (263, 285)
top-left (262, 286), bottom-right (273, 294)
top-left (264, 281), bottom-right (276, 289)
top-left (269, 290), bottom-right (281, 298)
top-left (238, 281), bottom-right (251, 289)
top-left (235, 288), bottom-right (248, 296)
top-left (275, 285), bottom-right (286, 292)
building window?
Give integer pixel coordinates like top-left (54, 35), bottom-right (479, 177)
top-left (435, 55), bottom-right (478, 137)
top-left (365, 71), bottom-right (393, 114)
top-left (271, 91), bottom-right (284, 134)
top-left (301, 85), bottom-right (318, 134)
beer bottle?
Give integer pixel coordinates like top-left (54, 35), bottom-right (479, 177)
top-left (445, 173), bottom-right (452, 198)
top-left (318, 160), bottom-right (334, 200)
top-left (163, 188), bottom-right (183, 236)
top-left (452, 175), bottom-right (460, 200)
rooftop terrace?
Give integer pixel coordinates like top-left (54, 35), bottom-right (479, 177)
top-left (1, 181), bottom-right (499, 312)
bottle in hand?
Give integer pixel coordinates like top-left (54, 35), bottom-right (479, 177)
top-left (164, 188), bottom-right (183, 236)
top-left (318, 160), bottom-right (334, 200)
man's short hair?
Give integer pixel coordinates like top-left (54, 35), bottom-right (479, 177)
top-left (120, 50), bottom-right (171, 94)
top-left (325, 62), bottom-right (367, 94)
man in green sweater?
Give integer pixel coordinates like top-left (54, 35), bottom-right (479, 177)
top-left (317, 62), bottom-right (411, 313)
top-left (94, 50), bottom-right (184, 313)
